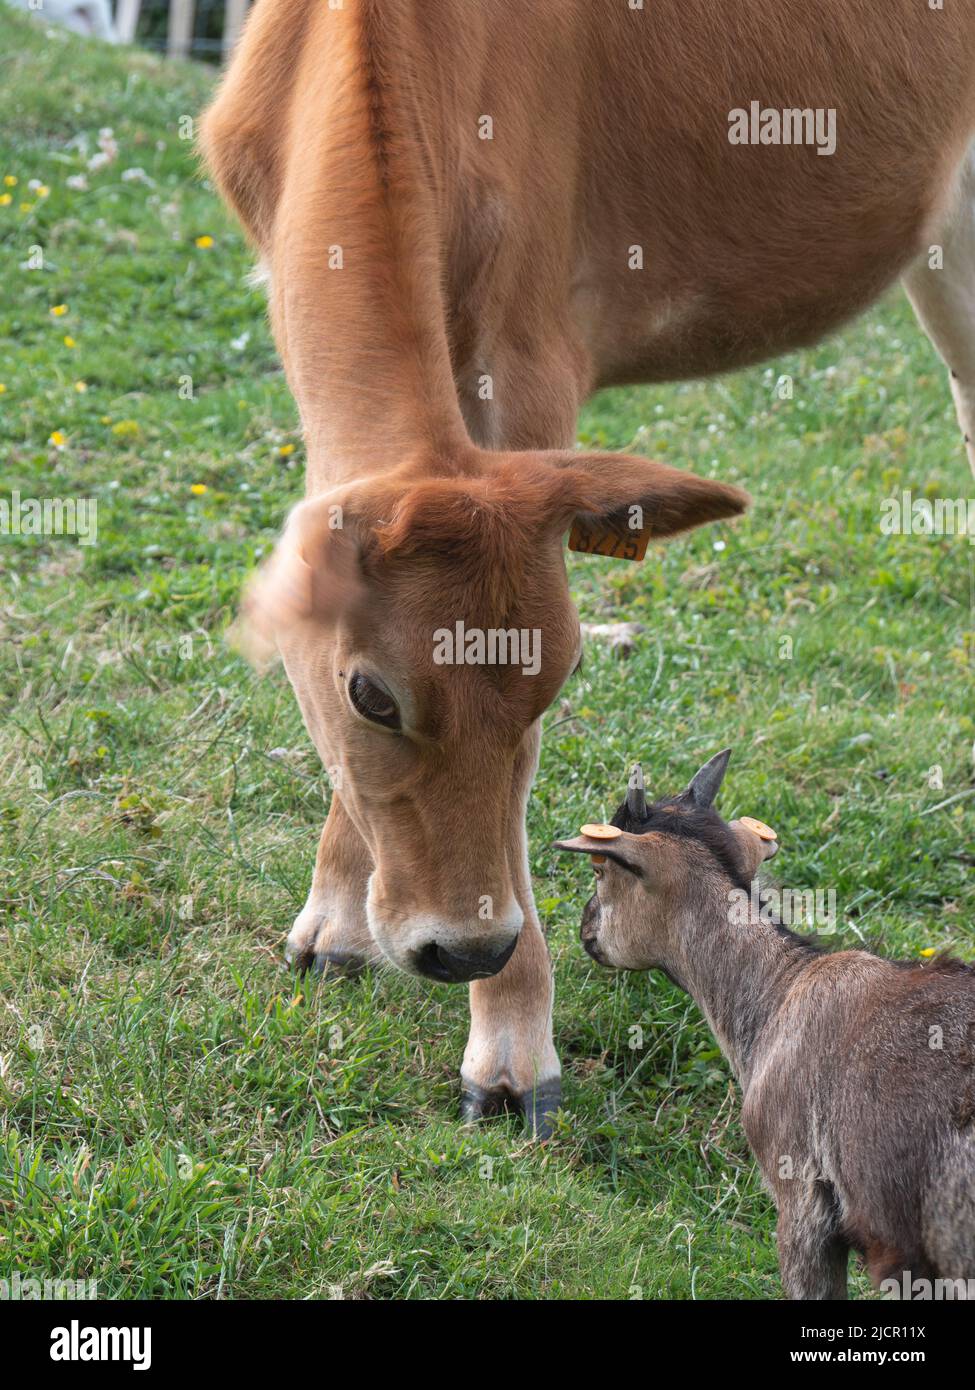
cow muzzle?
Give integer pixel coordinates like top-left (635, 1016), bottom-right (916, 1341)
top-left (411, 932), bottom-right (519, 983)
top-left (368, 896), bottom-right (525, 982)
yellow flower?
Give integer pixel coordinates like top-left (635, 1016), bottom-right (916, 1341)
top-left (36, 185), bottom-right (50, 198)
top-left (278, 443), bottom-right (295, 457)
top-left (3, 175), bottom-right (16, 187)
top-left (0, 194), bottom-right (10, 207)
top-left (111, 419), bottom-right (140, 440)
top-left (190, 483), bottom-right (208, 495)
top-left (919, 948), bottom-right (937, 959)
top-left (63, 336), bottom-right (76, 348)
top-left (195, 235), bottom-right (214, 249)
top-left (50, 304), bottom-right (68, 317)
top-left (49, 430), bottom-right (67, 447)
top-left (0, 384), bottom-right (6, 394)
top-left (74, 381), bottom-right (87, 393)
top-left (19, 203), bottom-right (33, 214)
top-left (100, 415), bottom-right (112, 425)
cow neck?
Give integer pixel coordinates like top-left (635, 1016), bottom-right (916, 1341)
top-left (276, 1), bottom-right (470, 497)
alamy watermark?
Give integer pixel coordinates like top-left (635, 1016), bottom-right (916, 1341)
top-left (882, 1271), bottom-right (975, 1301)
top-left (50, 1320), bottom-right (151, 1370)
top-left (1, 1272), bottom-right (98, 1300)
top-left (432, 620), bottom-right (541, 677)
top-left (880, 490), bottom-right (975, 543)
top-left (728, 102), bottom-right (837, 157)
top-left (728, 881), bottom-right (838, 934)
top-left (1, 491), bottom-right (98, 545)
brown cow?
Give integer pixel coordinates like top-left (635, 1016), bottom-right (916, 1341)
top-left (201, 0), bottom-right (975, 1134)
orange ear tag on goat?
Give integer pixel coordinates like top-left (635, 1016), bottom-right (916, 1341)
top-left (580, 823), bottom-right (622, 840)
top-left (568, 519), bottom-right (653, 562)
top-left (739, 815), bottom-right (777, 842)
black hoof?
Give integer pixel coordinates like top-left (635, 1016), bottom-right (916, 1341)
top-left (460, 1082), bottom-right (506, 1124)
top-left (284, 942), bottom-right (315, 973)
top-left (313, 950), bottom-right (366, 977)
top-left (283, 943), bottom-right (365, 976)
top-left (460, 1079), bottom-right (561, 1140)
top-left (521, 1081), bottom-right (562, 1140)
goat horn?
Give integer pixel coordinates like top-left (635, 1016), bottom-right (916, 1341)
top-left (687, 747), bottom-right (732, 809)
top-left (627, 763), bottom-right (647, 819)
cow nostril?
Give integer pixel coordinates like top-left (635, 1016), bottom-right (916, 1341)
top-left (412, 935), bottom-right (518, 984)
top-left (413, 941), bottom-right (456, 983)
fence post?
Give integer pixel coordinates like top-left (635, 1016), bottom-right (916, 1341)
top-left (167, 0), bottom-right (195, 59)
top-left (115, 0), bottom-right (142, 43)
top-left (223, 0), bottom-right (249, 57)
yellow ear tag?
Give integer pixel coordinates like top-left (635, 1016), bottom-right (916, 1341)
top-left (568, 519), bottom-right (652, 563)
top-left (740, 815), bottom-right (777, 842)
top-left (580, 823), bottom-right (622, 840)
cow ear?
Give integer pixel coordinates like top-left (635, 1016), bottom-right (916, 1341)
top-left (231, 496), bottom-right (364, 667)
top-left (550, 451), bottom-right (749, 543)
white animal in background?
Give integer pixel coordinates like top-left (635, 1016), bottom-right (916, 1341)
top-left (5, 0), bottom-right (118, 43)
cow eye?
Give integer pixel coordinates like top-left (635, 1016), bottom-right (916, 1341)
top-left (348, 672), bottom-right (401, 730)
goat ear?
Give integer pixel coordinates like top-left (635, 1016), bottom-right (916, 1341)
top-left (548, 451), bottom-right (749, 544)
top-left (682, 748), bottom-right (732, 809)
top-left (553, 835), bottom-right (644, 876)
top-left (730, 819), bottom-right (780, 877)
top-left (231, 496), bottom-right (363, 667)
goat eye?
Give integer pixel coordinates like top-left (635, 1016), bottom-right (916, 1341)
top-left (348, 672), bottom-right (400, 730)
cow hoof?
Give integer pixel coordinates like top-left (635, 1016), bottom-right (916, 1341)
top-left (460, 1079), bottom-right (561, 1140)
top-left (313, 949), bottom-right (367, 977)
top-left (284, 939), bottom-right (316, 973)
top-left (284, 939), bottom-right (366, 976)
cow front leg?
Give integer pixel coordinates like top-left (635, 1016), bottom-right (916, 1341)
top-left (460, 723), bottom-right (560, 1138)
top-left (286, 795), bottom-right (384, 974)
top-left (461, 912), bottom-right (560, 1138)
top-left (903, 136), bottom-right (975, 479)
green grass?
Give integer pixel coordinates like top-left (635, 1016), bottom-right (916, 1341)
top-left (1, 10), bottom-right (972, 1300)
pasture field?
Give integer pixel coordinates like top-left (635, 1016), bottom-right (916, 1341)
top-left (1, 11), bottom-right (972, 1300)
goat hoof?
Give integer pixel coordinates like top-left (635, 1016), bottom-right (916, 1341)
top-left (460, 1079), bottom-right (561, 1140)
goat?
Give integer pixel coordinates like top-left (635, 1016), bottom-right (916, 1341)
top-left (556, 752), bottom-right (975, 1299)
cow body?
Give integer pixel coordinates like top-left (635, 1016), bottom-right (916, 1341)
top-left (206, 0), bottom-right (975, 452)
top-left (202, 0), bottom-right (975, 1132)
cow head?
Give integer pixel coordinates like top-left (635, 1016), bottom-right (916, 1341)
top-left (241, 448), bottom-right (747, 982)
